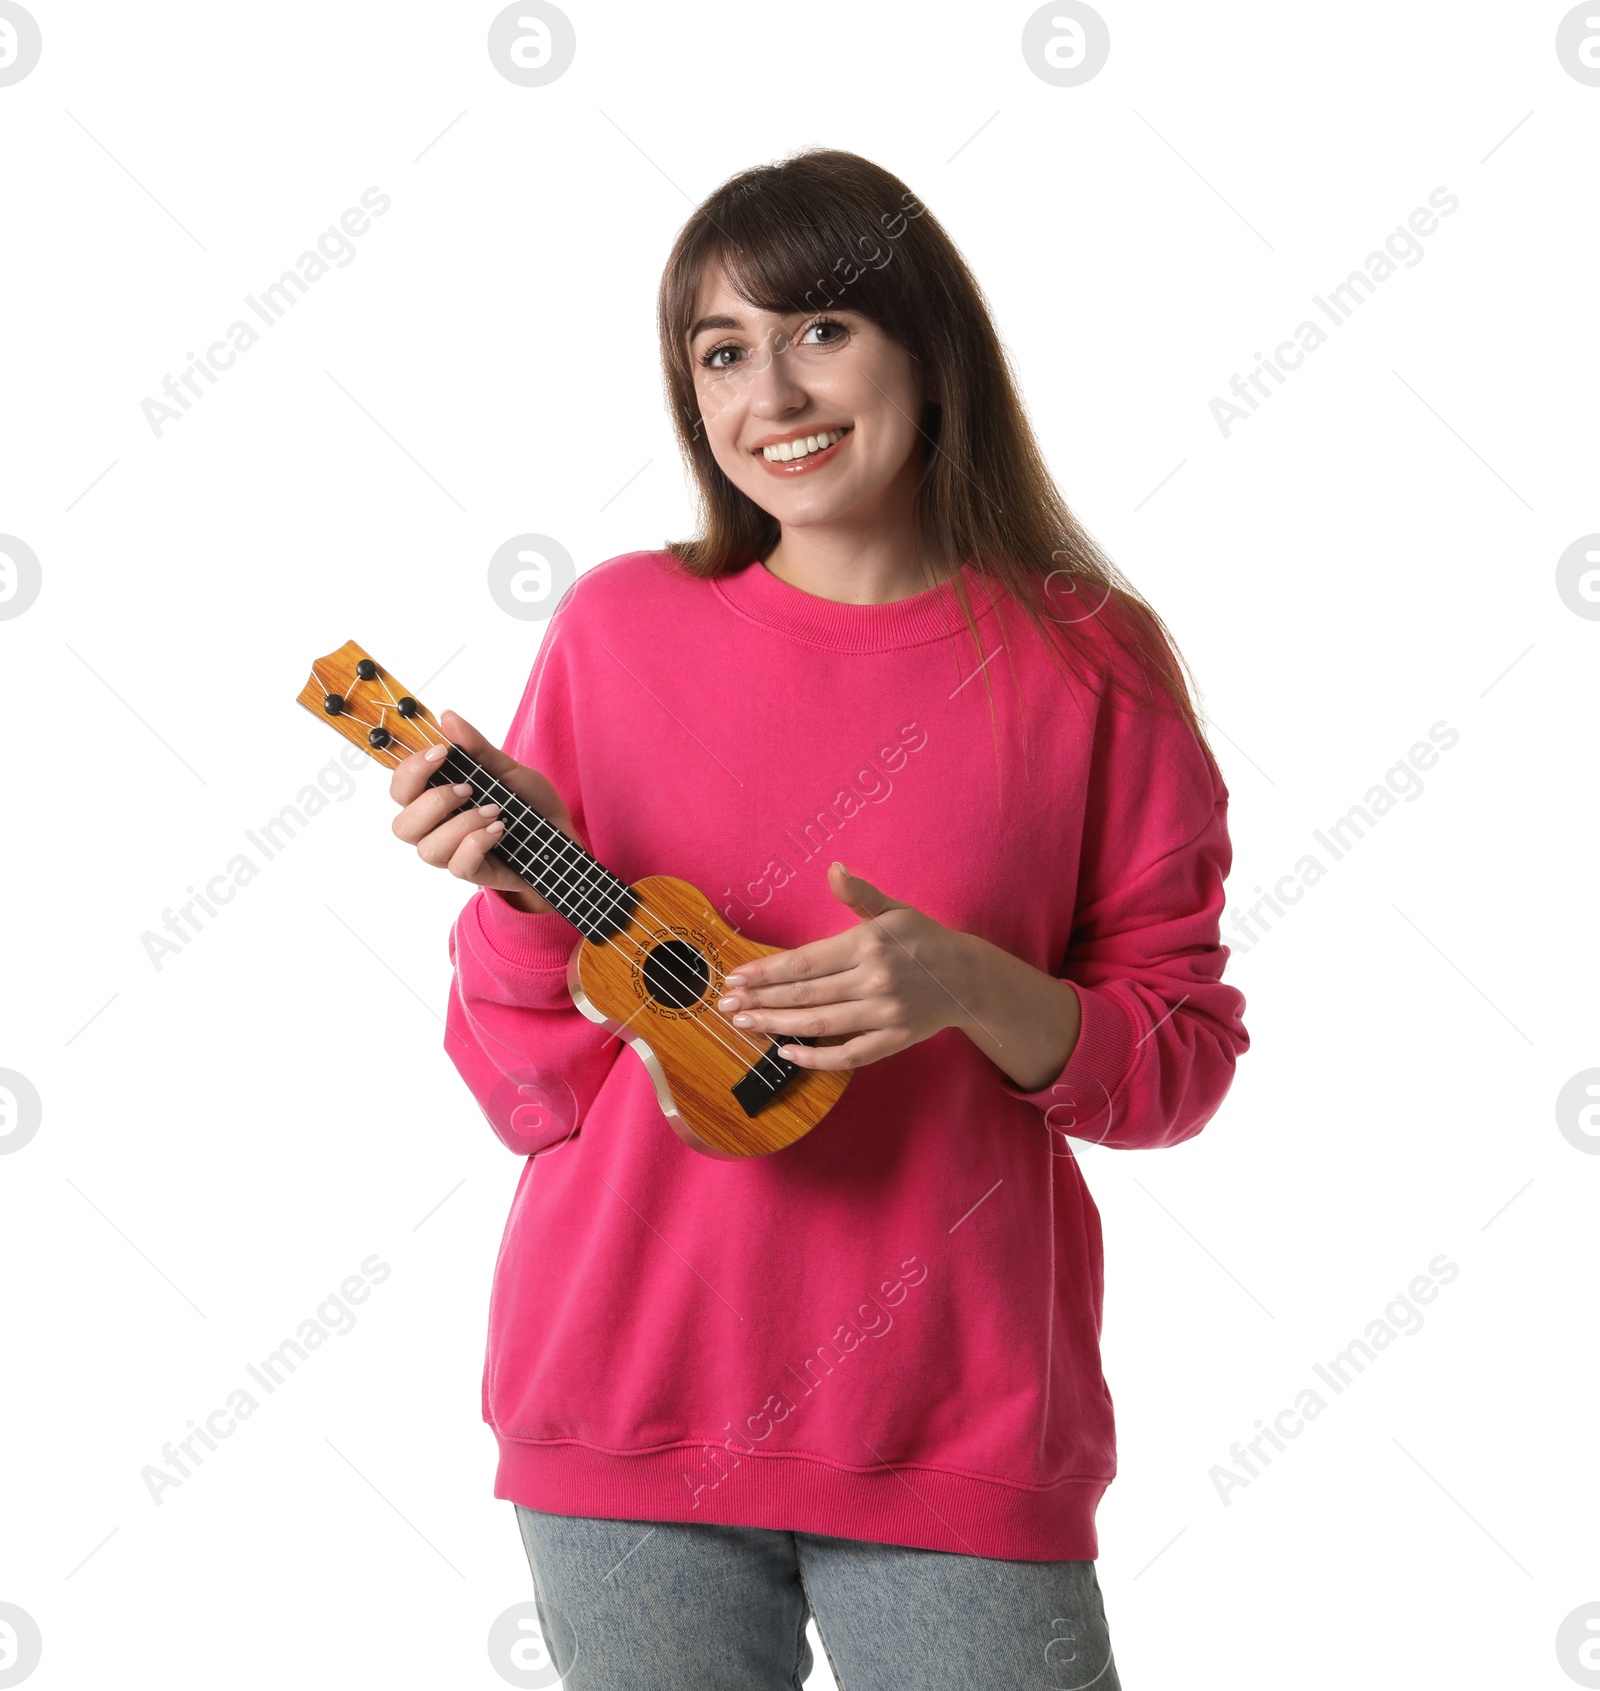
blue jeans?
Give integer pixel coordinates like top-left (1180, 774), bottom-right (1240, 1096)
top-left (513, 1506), bottom-right (1122, 1690)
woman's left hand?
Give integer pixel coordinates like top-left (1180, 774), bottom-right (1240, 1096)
top-left (715, 861), bottom-right (981, 1070)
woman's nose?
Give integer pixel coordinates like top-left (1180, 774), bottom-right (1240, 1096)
top-left (743, 339), bottom-right (808, 416)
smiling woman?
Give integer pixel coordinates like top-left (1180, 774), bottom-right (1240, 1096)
top-left (655, 149), bottom-right (1205, 744)
top-left (388, 145), bottom-right (1250, 1691)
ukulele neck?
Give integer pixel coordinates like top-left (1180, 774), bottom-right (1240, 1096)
top-left (427, 745), bottom-right (636, 942)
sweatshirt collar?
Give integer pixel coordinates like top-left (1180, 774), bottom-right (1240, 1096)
top-left (711, 558), bottom-right (1001, 653)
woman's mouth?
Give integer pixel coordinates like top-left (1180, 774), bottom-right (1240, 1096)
top-left (752, 427), bottom-right (852, 476)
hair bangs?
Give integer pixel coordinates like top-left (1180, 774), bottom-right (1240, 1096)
top-left (667, 185), bottom-right (913, 341)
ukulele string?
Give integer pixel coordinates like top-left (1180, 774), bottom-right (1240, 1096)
top-left (350, 666), bottom-right (719, 1011)
top-left (355, 662), bottom-right (635, 926)
top-left (371, 729), bottom-right (776, 1073)
top-left (333, 672), bottom-right (795, 1080)
top-left (320, 668), bottom-right (782, 1071)
top-left (447, 755), bottom-right (778, 1070)
top-left (316, 660), bottom-right (657, 945)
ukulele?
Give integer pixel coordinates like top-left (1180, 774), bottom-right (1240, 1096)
top-left (297, 640), bottom-right (852, 1158)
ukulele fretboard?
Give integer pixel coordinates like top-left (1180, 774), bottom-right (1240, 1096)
top-left (424, 745), bottom-right (638, 942)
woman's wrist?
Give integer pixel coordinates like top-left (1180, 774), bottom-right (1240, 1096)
top-left (948, 930), bottom-right (1082, 1094)
top-left (491, 884), bottom-right (551, 917)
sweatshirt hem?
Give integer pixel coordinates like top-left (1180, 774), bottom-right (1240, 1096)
top-left (492, 1432), bottom-right (1109, 1562)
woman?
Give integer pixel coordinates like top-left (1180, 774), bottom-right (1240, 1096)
top-left (389, 149), bottom-right (1248, 1690)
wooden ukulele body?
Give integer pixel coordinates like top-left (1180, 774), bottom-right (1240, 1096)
top-left (567, 875), bottom-right (851, 1158)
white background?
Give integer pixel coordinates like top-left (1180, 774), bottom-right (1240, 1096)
top-left (2, 2), bottom-right (1596, 1687)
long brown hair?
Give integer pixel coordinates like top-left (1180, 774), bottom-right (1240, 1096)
top-left (655, 147), bottom-right (1212, 764)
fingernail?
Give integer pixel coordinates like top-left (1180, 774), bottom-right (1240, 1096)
top-left (425, 745), bottom-right (447, 762)
top-left (716, 995), bottom-right (739, 1010)
top-left (485, 820), bottom-right (504, 835)
top-left (732, 1014), bottom-right (753, 1027)
top-left (726, 973), bottom-right (747, 987)
top-left (453, 783), bottom-right (471, 796)
top-left (832, 861), bottom-right (846, 874)
top-left (478, 803), bottom-right (499, 817)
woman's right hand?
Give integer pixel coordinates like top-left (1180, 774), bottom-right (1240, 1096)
top-left (389, 708), bottom-right (578, 916)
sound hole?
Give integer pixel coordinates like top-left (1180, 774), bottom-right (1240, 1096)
top-left (642, 939), bottom-right (710, 1010)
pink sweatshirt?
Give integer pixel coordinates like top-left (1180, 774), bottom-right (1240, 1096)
top-left (444, 550), bottom-right (1248, 1561)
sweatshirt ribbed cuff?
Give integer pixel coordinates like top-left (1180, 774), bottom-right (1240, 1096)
top-left (472, 887), bottom-right (580, 974)
top-left (1000, 979), bottom-right (1137, 1133)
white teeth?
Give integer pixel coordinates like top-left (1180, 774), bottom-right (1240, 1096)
top-left (763, 429), bottom-right (845, 462)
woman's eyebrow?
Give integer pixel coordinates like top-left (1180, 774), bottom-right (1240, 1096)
top-left (688, 313), bottom-right (742, 341)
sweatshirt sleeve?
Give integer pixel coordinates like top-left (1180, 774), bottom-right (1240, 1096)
top-left (441, 603), bottom-right (624, 1157)
top-left (999, 684), bottom-right (1250, 1151)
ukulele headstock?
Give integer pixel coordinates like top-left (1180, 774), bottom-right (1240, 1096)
top-left (296, 639), bottom-right (446, 767)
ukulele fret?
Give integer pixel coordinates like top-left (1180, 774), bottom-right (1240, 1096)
top-left (425, 746), bottom-right (636, 944)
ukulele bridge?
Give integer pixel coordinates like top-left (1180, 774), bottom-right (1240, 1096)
top-left (730, 1037), bottom-right (820, 1117)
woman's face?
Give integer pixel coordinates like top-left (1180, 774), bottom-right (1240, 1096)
top-left (686, 261), bottom-right (929, 535)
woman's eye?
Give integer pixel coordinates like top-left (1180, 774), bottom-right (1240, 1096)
top-left (697, 319), bottom-right (846, 368)
top-left (803, 318), bottom-right (847, 346)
